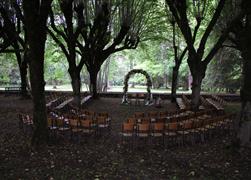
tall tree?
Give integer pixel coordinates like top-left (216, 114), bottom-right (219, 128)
top-left (0, 1), bottom-right (29, 97)
top-left (23, 0), bottom-right (52, 145)
top-left (48, 0), bottom-right (83, 105)
top-left (165, 0), bottom-right (238, 110)
top-left (76, 0), bottom-right (156, 98)
top-left (225, 0), bottom-right (251, 147)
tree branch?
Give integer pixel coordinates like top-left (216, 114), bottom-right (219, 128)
top-left (49, 8), bottom-right (68, 42)
top-left (13, 2), bottom-right (24, 23)
top-left (197, 0), bottom-right (226, 58)
top-left (47, 28), bottom-right (69, 59)
top-left (222, 44), bottom-right (238, 49)
top-left (103, 25), bottom-right (130, 54)
top-left (165, 0), bottom-right (196, 55)
top-left (203, 11), bottom-right (245, 65)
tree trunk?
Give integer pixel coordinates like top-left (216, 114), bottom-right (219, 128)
top-left (97, 70), bottom-right (102, 92)
top-left (23, 0), bottom-right (52, 146)
top-left (103, 59), bottom-right (110, 92)
top-left (191, 72), bottom-right (203, 111)
top-left (29, 42), bottom-right (48, 145)
top-left (171, 66), bottom-right (179, 103)
top-left (238, 46), bottom-right (251, 147)
top-left (20, 60), bottom-right (29, 97)
top-left (13, 43), bottom-right (29, 98)
top-left (69, 69), bottom-right (81, 107)
top-left (238, 101), bottom-right (251, 147)
top-left (89, 70), bottom-right (98, 99)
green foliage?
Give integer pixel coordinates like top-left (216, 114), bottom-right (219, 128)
top-left (203, 47), bottom-right (241, 93)
top-left (0, 53), bottom-right (19, 85)
top-left (107, 40), bottom-right (189, 89)
top-left (0, 0), bottom-right (243, 93)
top-left (44, 38), bottom-right (70, 85)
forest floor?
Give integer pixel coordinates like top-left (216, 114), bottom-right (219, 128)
top-left (0, 95), bottom-right (250, 179)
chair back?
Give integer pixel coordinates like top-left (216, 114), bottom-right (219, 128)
top-left (153, 123), bottom-right (164, 131)
top-left (141, 117), bottom-right (150, 124)
top-left (122, 122), bottom-right (134, 132)
top-left (134, 112), bottom-right (144, 119)
top-left (69, 119), bottom-right (79, 128)
top-left (127, 117), bottom-right (136, 124)
top-left (80, 119), bottom-right (92, 128)
top-left (137, 123), bottom-right (150, 132)
top-left (97, 116), bottom-right (107, 124)
top-left (148, 111), bottom-right (158, 118)
top-left (98, 112), bottom-right (108, 118)
top-left (167, 122), bottom-right (178, 131)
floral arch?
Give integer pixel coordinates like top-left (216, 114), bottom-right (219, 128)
top-left (122, 69), bottom-right (152, 104)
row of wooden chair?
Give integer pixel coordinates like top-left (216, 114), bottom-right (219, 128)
top-left (18, 110), bottom-right (111, 141)
top-left (211, 94), bottom-right (227, 106)
top-left (46, 95), bottom-right (71, 109)
top-left (131, 109), bottom-right (217, 124)
top-left (46, 92), bottom-right (63, 102)
top-left (206, 98), bottom-right (224, 110)
top-left (53, 110), bottom-right (110, 122)
top-left (121, 114), bottom-right (233, 147)
top-left (177, 95), bottom-right (221, 111)
top-left (48, 115), bottom-right (111, 140)
top-left (133, 110), bottom-right (186, 119)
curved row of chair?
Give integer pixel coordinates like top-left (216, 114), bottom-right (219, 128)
top-left (130, 109), bottom-right (218, 124)
top-left (121, 110), bottom-right (233, 147)
top-left (211, 94), bottom-right (227, 106)
top-left (48, 110), bottom-right (111, 140)
top-left (18, 110), bottom-right (111, 141)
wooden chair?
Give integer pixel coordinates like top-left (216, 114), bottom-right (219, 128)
top-left (138, 93), bottom-right (146, 105)
top-left (121, 122), bottom-right (135, 148)
top-left (148, 111), bottom-right (159, 122)
top-left (98, 112), bottom-right (109, 118)
top-left (155, 117), bottom-right (166, 123)
top-left (56, 118), bottom-right (70, 139)
top-left (151, 122), bottom-right (164, 146)
top-left (98, 112), bottom-right (111, 126)
top-left (177, 120), bottom-right (194, 145)
top-left (140, 117), bottom-right (151, 124)
top-left (136, 123), bottom-right (150, 146)
top-left (159, 111), bottom-right (169, 119)
top-left (134, 112), bottom-right (144, 122)
top-left (82, 115), bottom-right (94, 121)
top-left (68, 118), bottom-right (82, 141)
top-left (210, 116), bottom-right (230, 136)
top-left (97, 116), bottom-right (110, 135)
top-left (127, 117), bottom-right (137, 125)
top-left (47, 117), bottom-right (58, 139)
top-left (203, 117), bottom-right (219, 139)
top-left (84, 110), bottom-right (96, 117)
top-left (80, 119), bottom-right (96, 136)
top-left (190, 119), bottom-right (205, 143)
top-left (164, 122), bottom-right (179, 146)
top-left (129, 93), bottom-right (138, 105)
